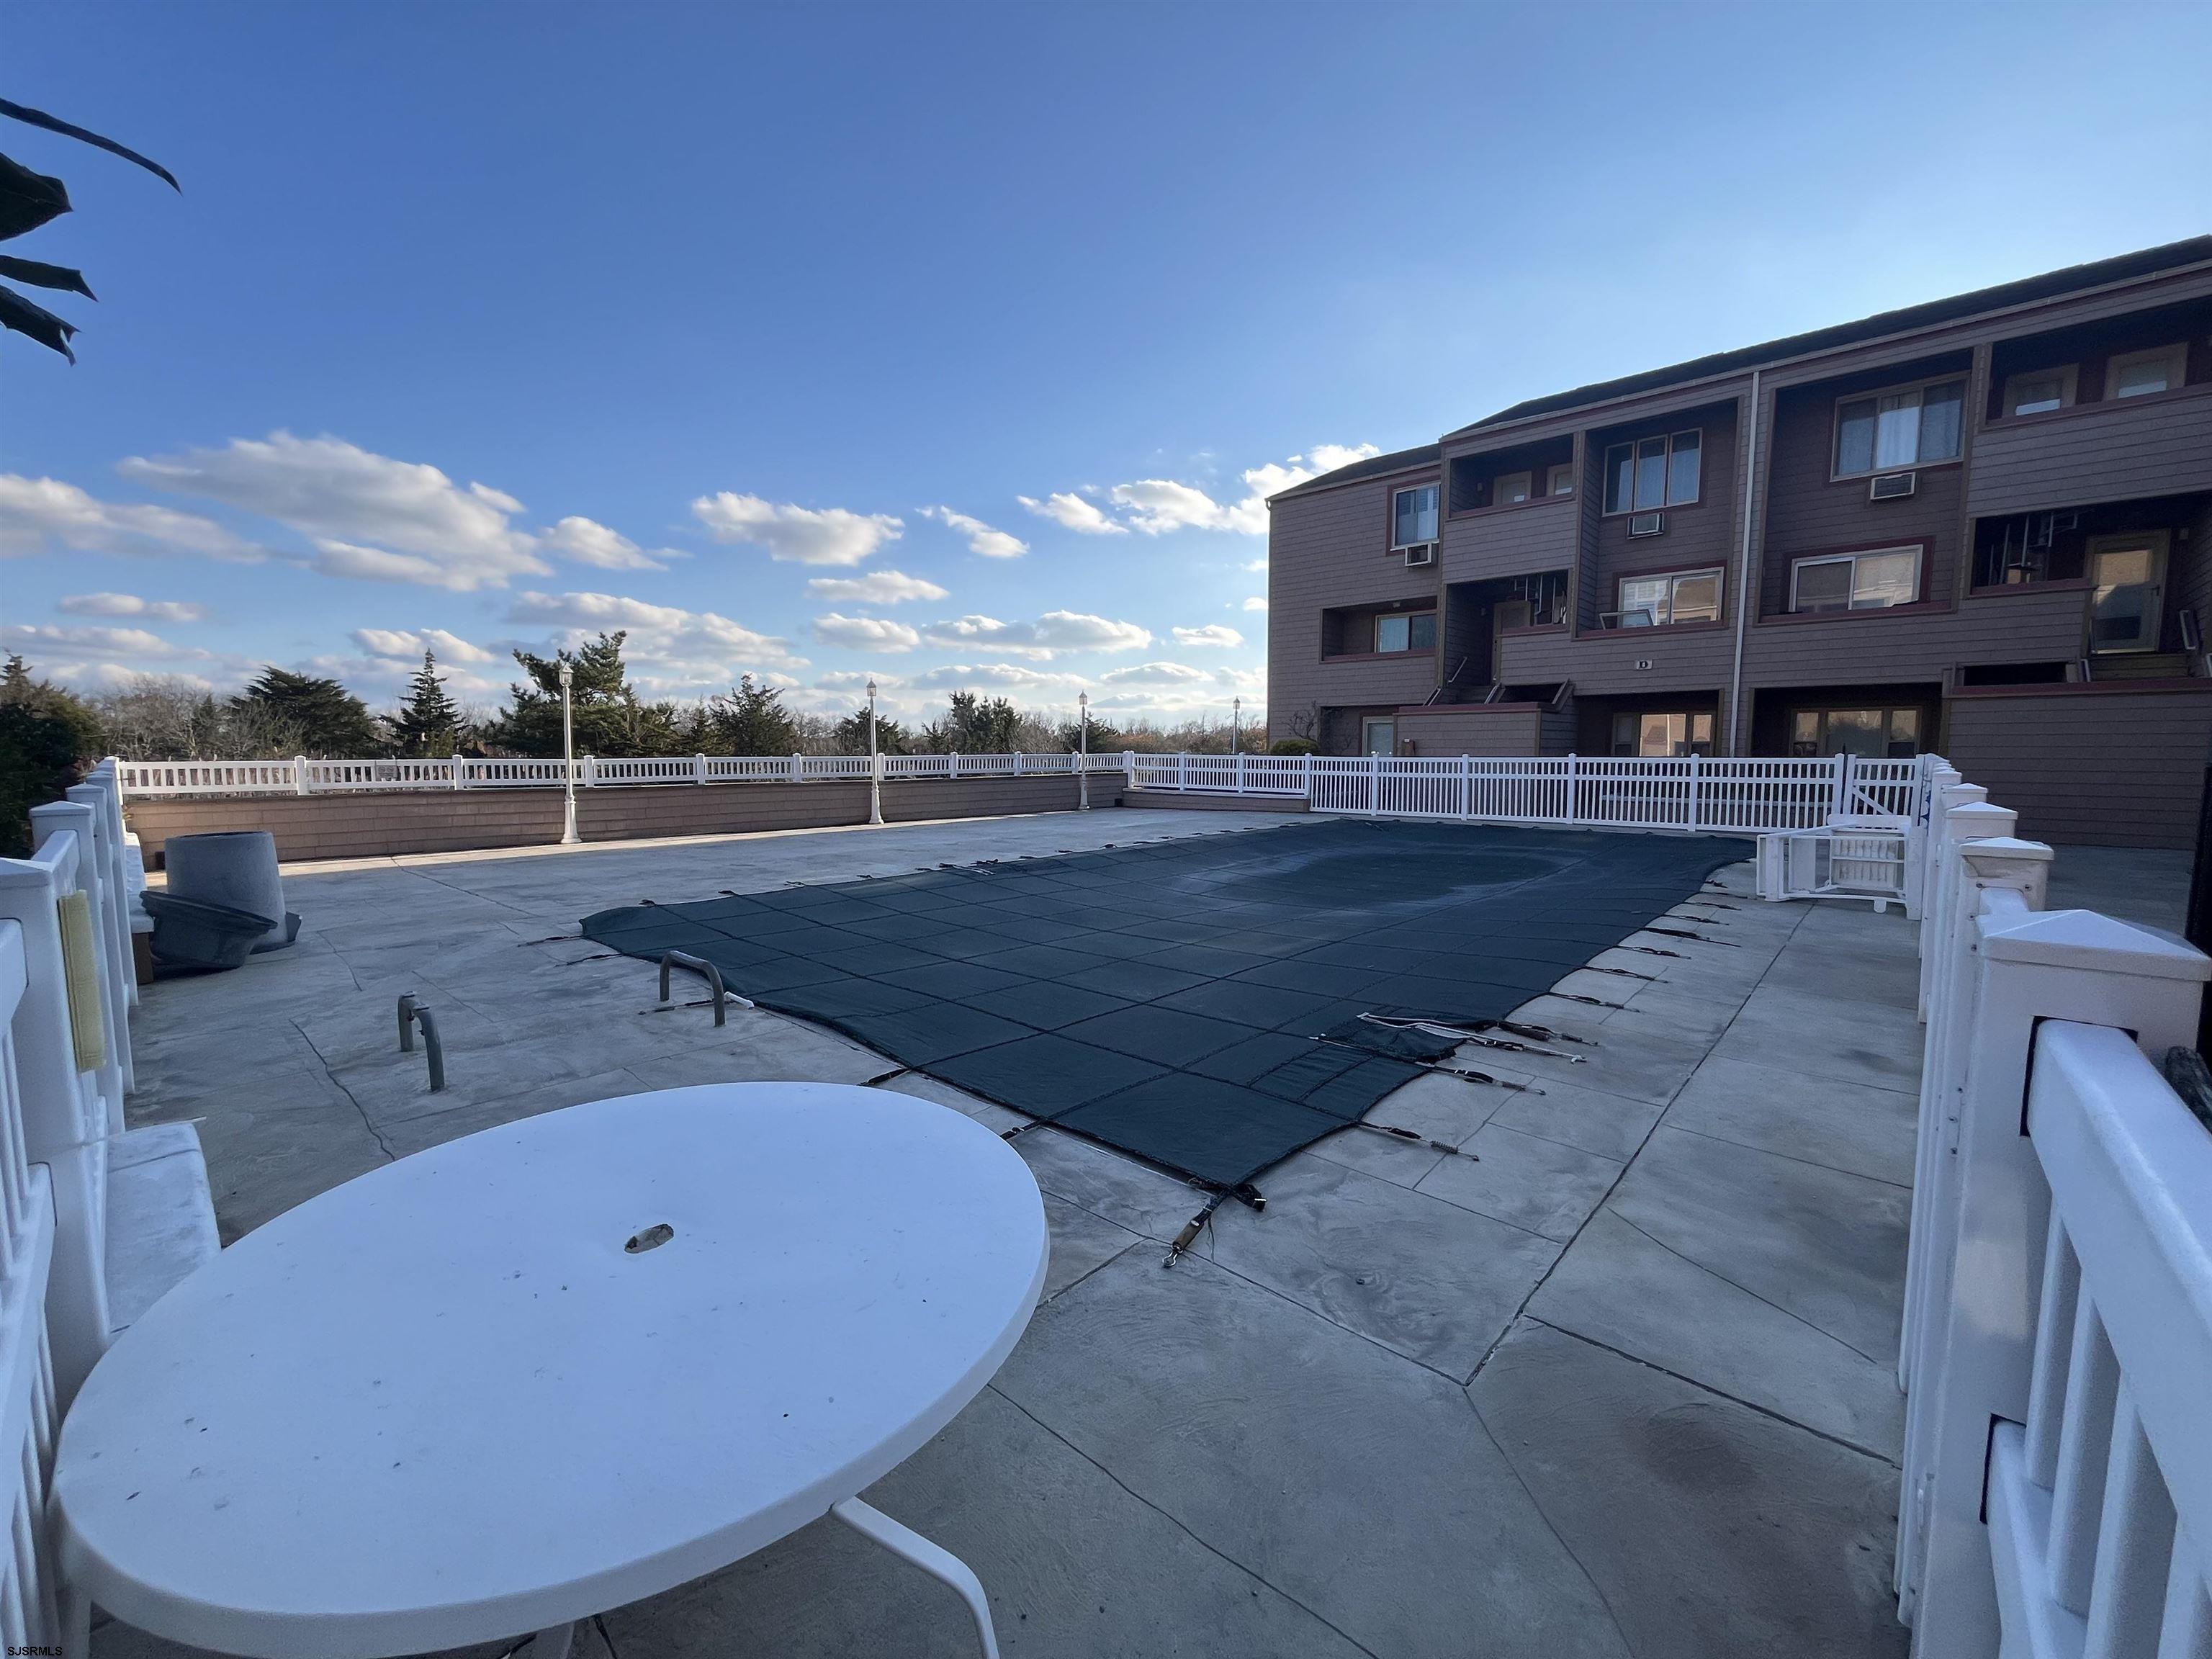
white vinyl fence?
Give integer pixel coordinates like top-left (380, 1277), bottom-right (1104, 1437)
top-left (116, 751), bottom-right (1130, 797)
top-left (1132, 749), bottom-right (1925, 835)
top-left (1889, 756), bottom-right (2212, 1657)
top-left (0, 759), bottom-right (210, 1651)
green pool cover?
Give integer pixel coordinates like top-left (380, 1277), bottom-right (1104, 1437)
top-left (580, 820), bottom-right (1745, 1191)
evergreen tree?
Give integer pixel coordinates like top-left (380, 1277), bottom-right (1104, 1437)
top-left (921, 690), bottom-right (1020, 754)
top-left (480, 631), bottom-right (686, 757)
top-left (0, 655), bottom-right (104, 857)
top-left (831, 703), bottom-right (909, 756)
top-left (391, 652), bottom-right (463, 757)
top-left (231, 666), bottom-right (380, 756)
top-left (705, 675), bottom-right (799, 755)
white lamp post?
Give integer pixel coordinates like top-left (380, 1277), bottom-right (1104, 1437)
top-left (866, 678), bottom-right (884, 826)
top-left (1232, 696), bottom-right (1242, 755)
top-left (1077, 691), bottom-right (1090, 812)
top-left (557, 659), bottom-right (580, 845)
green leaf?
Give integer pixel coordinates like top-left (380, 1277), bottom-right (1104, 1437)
top-left (0, 153), bottom-right (70, 243)
top-left (0, 254), bottom-right (92, 299)
top-left (0, 100), bottom-right (179, 190)
top-left (0, 282), bottom-right (78, 361)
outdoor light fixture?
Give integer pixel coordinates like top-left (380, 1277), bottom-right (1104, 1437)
top-left (866, 678), bottom-right (883, 826)
top-left (557, 660), bottom-right (580, 846)
top-left (1233, 696), bottom-right (1241, 755)
top-left (1077, 691), bottom-right (1090, 812)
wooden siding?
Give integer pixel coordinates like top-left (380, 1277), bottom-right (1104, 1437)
top-left (1588, 401), bottom-right (1740, 619)
top-left (125, 773), bottom-right (1128, 866)
top-left (1943, 685), bottom-right (2212, 849)
top-left (1267, 469), bottom-right (1440, 739)
top-left (1439, 493), bottom-right (1578, 585)
top-left (1540, 622), bottom-right (1735, 700)
top-left (1311, 653), bottom-right (1442, 706)
top-left (1494, 626), bottom-right (1574, 683)
top-left (1760, 359), bottom-right (1972, 618)
top-left (1395, 705), bottom-right (1542, 756)
top-left (1742, 586), bottom-right (2092, 685)
top-left (1965, 388), bottom-right (2212, 516)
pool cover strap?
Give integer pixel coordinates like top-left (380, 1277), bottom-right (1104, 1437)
top-left (580, 820), bottom-right (1744, 1190)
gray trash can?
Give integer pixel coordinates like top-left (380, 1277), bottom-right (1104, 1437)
top-left (163, 830), bottom-right (299, 953)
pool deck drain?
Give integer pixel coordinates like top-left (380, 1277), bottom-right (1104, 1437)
top-left (120, 807), bottom-right (1917, 1658)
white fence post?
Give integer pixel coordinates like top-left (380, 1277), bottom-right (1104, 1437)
top-left (1235, 752), bottom-right (1245, 796)
top-left (1687, 752), bottom-right (1703, 830)
top-left (1565, 752), bottom-right (1580, 827)
top-left (788, 752), bottom-right (802, 783)
top-left (30, 803), bottom-right (126, 1129)
top-left (694, 753), bottom-right (707, 786)
top-left (1918, 785), bottom-right (1994, 1019)
top-left (948, 752), bottom-right (960, 780)
top-left (1178, 752), bottom-right (1190, 792)
top-left (292, 755), bottom-right (309, 796)
top-left (1901, 898), bottom-right (2208, 1651)
top-left (1013, 752), bottom-right (1025, 778)
top-left (0, 833), bottom-right (114, 1404)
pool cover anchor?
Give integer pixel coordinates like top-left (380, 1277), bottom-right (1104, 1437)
top-left (1359, 1014), bottom-right (1585, 1063)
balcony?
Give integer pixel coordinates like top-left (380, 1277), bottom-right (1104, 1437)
top-left (1439, 490), bottom-right (1580, 583)
top-left (1313, 647), bottom-right (1439, 706)
top-left (1967, 384), bottom-right (2212, 516)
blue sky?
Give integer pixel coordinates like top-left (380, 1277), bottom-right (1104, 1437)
top-left (4, 1), bottom-right (2208, 729)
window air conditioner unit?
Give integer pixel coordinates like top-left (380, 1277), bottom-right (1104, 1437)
top-left (1402, 543), bottom-right (1436, 567)
top-left (1869, 470), bottom-right (1917, 501)
top-left (1627, 511), bottom-right (1665, 538)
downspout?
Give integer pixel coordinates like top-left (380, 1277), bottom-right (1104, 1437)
top-left (1726, 367), bottom-right (1761, 757)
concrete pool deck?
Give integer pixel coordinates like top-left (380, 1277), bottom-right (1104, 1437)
top-left (117, 807), bottom-right (1925, 1658)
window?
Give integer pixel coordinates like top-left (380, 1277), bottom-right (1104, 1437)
top-left (1609, 567), bottom-right (1722, 627)
top-left (1547, 463), bottom-right (1575, 497)
top-left (1392, 485), bottom-right (1439, 549)
top-left (1834, 379), bottom-right (1964, 476)
top-left (2002, 365), bottom-right (2076, 417)
top-left (1602, 431), bottom-right (1701, 513)
top-left (1611, 711), bottom-right (1713, 757)
top-left (1373, 611), bottom-right (1437, 653)
top-left (1491, 470), bottom-right (1533, 507)
top-left (1362, 717), bottom-right (1397, 756)
top-left (2106, 343), bottom-right (2187, 400)
top-left (1789, 707), bottom-right (1922, 760)
top-left (1789, 546), bottom-right (1921, 613)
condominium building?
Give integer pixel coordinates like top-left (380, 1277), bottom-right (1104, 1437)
top-left (1266, 238), bottom-right (2212, 846)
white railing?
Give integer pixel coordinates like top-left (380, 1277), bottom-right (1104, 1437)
top-left (115, 750), bottom-right (1132, 798)
top-left (0, 922), bottom-right (61, 1652)
top-left (1889, 753), bottom-right (2212, 1658)
top-left (1989, 1023), bottom-right (2212, 1659)
top-left (1136, 750), bottom-right (1925, 836)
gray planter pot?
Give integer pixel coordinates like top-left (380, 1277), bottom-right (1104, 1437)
top-left (163, 830), bottom-right (298, 952)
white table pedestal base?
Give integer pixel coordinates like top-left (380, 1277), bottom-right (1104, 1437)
top-left (832, 1498), bottom-right (1001, 1659)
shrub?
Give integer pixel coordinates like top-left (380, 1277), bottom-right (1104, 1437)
top-left (1269, 736), bottom-right (1318, 756)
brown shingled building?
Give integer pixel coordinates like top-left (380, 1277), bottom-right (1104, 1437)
top-left (1265, 238), bottom-right (2212, 847)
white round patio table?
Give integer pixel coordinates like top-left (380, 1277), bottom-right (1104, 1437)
top-left (53, 1082), bottom-right (1048, 1659)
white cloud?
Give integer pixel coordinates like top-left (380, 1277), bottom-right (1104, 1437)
top-left (1243, 596), bottom-right (1268, 612)
top-left (806, 570), bottom-right (948, 605)
top-left (816, 670), bottom-right (904, 692)
top-left (1017, 492), bottom-right (1128, 536)
top-left (1103, 443), bottom-right (1383, 536)
top-left (1243, 557), bottom-right (1268, 572)
top-left (1101, 661), bottom-right (1211, 686)
top-left (506, 590), bottom-right (806, 695)
top-left (691, 492), bottom-right (902, 566)
top-left (58, 592), bottom-right (209, 623)
top-left (1172, 624), bottom-right (1244, 649)
top-left (920, 505), bottom-right (1027, 559)
top-left (0, 474), bottom-right (264, 562)
top-left (119, 432), bottom-right (549, 590)
top-left (349, 627), bottom-right (497, 665)
top-left (1, 622), bottom-right (199, 660)
top-left (920, 611), bottom-right (1151, 660)
top-left (811, 613), bottom-right (921, 652)
top-left (909, 662), bottom-right (1088, 693)
top-left (541, 516), bottom-right (675, 572)
top-left (40, 662), bottom-right (223, 696)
